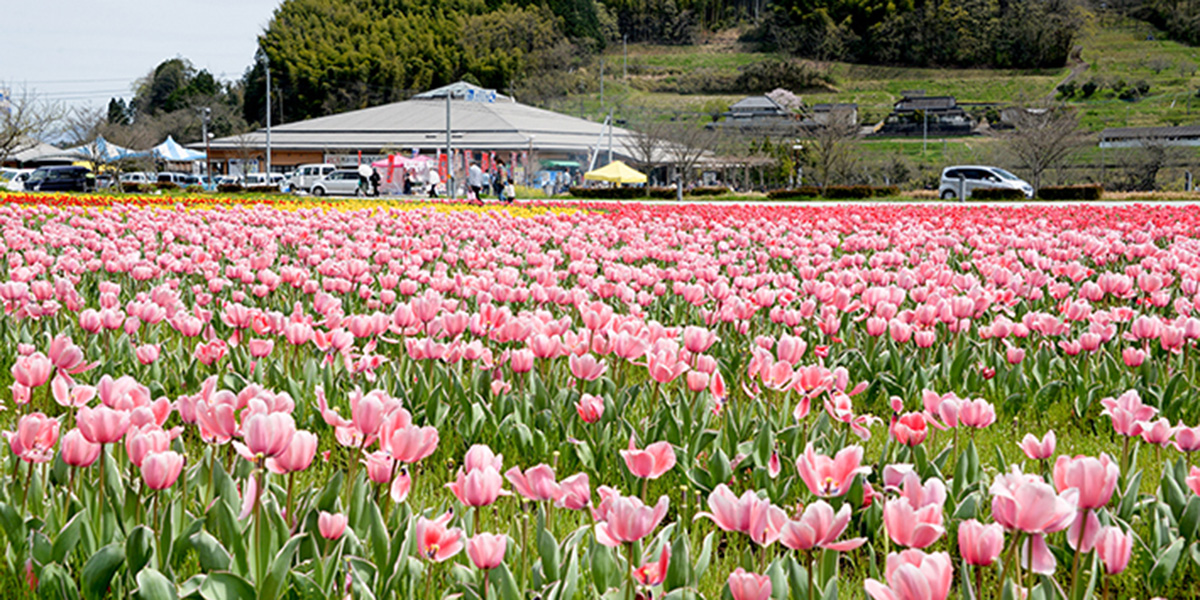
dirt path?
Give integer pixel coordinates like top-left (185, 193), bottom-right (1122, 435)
top-left (1045, 60), bottom-right (1090, 101)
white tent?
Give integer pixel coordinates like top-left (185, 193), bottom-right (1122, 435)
top-left (152, 136), bottom-right (205, 161)
top-left (59, 136), bottom-right (149, 163)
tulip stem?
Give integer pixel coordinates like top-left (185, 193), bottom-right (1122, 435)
top-left (625, 543), bottom-right (635, 600)
top-left (807, 550), bottom-right (815, 600)
top-left (975, 565), bottom-right (983, 600)
top-left (1069, 511), bottom-right (1087, 600)
top-left (286, 472), bottom-right (296, 530)
top-left (20, 460), bottom-right (32, 512)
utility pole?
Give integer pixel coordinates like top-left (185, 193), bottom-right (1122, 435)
top-left (199, 106), bottom-right (212, 188)
top-left (258, 49), bottom-right (272, 176)
top-left (623, 35), bottom-right (628, 80)
top-left (599, 59), bottom-right (605, 110)
top-left (607, 108), bottom-right (614, 165)
top-left (922, 110), bottom-right (928, 154)
top-left (446, 92), bottom-right (453, 198)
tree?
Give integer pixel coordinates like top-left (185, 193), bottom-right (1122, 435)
top-left (1114, 140), bottom-right (1188, 192)
top-left (621, 115), bottom-right (671, 175)
top-left (0, 84), bottom-right (66, 164)
top-left (998, 104), bottom-right (1086, 193)
top-left (801, 108), bottom-right (859, 187)
top-left (662, 119), bottom-right (717, 184)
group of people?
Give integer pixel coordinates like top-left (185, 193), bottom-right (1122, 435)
top-left (352, 160), bottom-right (516, 202)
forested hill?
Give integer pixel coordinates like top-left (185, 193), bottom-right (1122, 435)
top-left (244, 0), bottom-right (1199, 125)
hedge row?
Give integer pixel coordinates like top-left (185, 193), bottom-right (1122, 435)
top-left (971, 188), bottom-right (1027, 200)
top-left (767, 185), bottom-right (898, 200)
top-left (567, 186), bottom-right (732, 199)
top-left (1037, 185), bottom-right (1104, 200)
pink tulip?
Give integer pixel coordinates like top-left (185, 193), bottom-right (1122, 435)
top-left (864, 549), bottom-right (953, 600)
top-left (267, 430), bottom-right (318, 474)
top-left (727, 568), bottom-right (772, 600)
top-left (990, 467), bottom-right (1078, 574)
top-left (124, 425), bottom-right (169, 467)
top-left (142, 450), bottom-right (184, 490)
top-left (884, 497), bottom-right (945, 549)
top-left (1174, 425), bottom-right (1200, 452)
top-left (505, 464), bottom-right (559, 502)
top-left (555, 472), bottom-right (591, 510)
top-left (463, 444), bottom-right (503, 473)
top-left (682, 326), bottom-right (718, 353)
top-left (236, 412), bottom-right (296, 460)
top-left (633, 543), bottom-right (671, 586)
top-left (363, 451), bottom-right (394, 484)
top-left (60, 429), bottom-right (101, 467)
top-left (1052, 454), bottom-right (1120, 510)
top-left (958, 519), bottom-right (1004, 566)
top-left (779, 500), bottom-right (866, 552)
top-left (391, 467), bottom-right (412, 503)
top-left (248, 339), bottom-right (274, 358)
top-left (1122, 347), bottom-right (1146, 368)
top-left (958, 398), bottom-right (995, 429)
top-left (593, 492), bottom-right (669, 547)
top-left (467, 533), bottom-right (508, 570)
top-left (318, 511), bottom-right (348, 540)
top-left (134, 344), bottom-right (160, 365)
top-left (796, 443), bottom-right (870, 498)
top-left (620, 437), bottom-right (676, 479)
top-left (509, 349), bottom-right (534, 373)
top-left (6, 412), bottom-right (60, 463)
top-left (1100, 390), bottom-right (1158, 437)
top-left (12, 352), bottom-right (53, 389)
top-left (1186, 466), bottom-right (1200, 496)
top-left (1095, 526), bottom-right (1132, 575)
top-left (416, 512), bottom-right (464, 562)
top-left (696, 484), bottom-right (788, 545)
top-left (1019, 431), bottom-right (1056, 460)
top-left (387, 424), bottom-right (439, 464)
top-left (446, 466), bottom-right (509, 507)
top-left (568, 353), bottom-right (607, 381)
top-left (576, 393), bottom-right (605, 423)
top-left (76, 405), bottom-right (129, 445)
top-left (1006, 346), bottom-right (1025, 364)
top-left (1137, 418), bottom-right (1177, 447)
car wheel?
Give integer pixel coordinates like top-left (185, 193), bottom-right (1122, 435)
top-left (941, 190), bottom-right (956, 200)
top-left (312, 186), bottom-right (325, 197)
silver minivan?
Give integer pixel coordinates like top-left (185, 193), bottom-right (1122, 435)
top-left (939, 165), bottom-right (1033, 199)
top-left (290, 163), bottom-right (336, 192)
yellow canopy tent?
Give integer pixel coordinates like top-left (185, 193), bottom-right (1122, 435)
top-left (583, 161), bottom-right (647, 185)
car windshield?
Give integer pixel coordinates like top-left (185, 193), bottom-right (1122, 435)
top-left (992, 168), bottom-right (1021, 181)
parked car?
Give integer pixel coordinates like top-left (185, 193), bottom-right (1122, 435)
top-left (290, 163), bottom-right (337, 192)
top-left (119, 172), bottom-right (153, 185)
top-left (24, 166), bottom-right (93, 193)
top-left (311, 170), bottom-right (365, 196)
top-left (215, 175), bottom-right (243, 186)
top-left (157, 172), bottom-right (190, 186)
top-left (4, 169), bottom-right (35, 192)
top-left (939, 165), bottom-right (1033, 199)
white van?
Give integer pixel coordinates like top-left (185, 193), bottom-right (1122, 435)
top-left (290, 164), bottom-right (336, 192)
top-left (939, 165), bottom-right (1033, 200)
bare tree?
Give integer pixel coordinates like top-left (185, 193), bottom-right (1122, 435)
top-left (662, 119), bottom-right (717, 185)
top-left (997, 103), bottom-right (1086, 193)
top-left (802, 109), bottom-right (859, 186)
top-left (1113, 140), bottom-right (1189, 191)
top-left (0, 83), bottom-right (66, 163)
top-left (621, 115), bottom-right (670, 176)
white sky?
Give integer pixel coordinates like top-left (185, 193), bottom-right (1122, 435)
top-left (3, 0), bottom-right (281, 108)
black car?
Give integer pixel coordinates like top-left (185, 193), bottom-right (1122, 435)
top-left (25, 166), bottom-right (93, 193)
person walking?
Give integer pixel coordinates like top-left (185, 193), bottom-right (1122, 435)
top-left (467, 162), bottom-right (484, 204)
top-left (369, 168), bottom-right (381, 197)
top-left (427, 168), bottom-right (440, 198)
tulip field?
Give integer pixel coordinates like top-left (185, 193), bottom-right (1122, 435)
top-left (4, 193), bottom-right (1200, 600)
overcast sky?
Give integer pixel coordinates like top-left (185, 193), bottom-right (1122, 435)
top-left (4, 0), bottom-right (280, 108)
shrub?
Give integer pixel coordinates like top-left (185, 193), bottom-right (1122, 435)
top-left (971, 188), bottom-right (1026, 200)
top-left (1037, 185), bottom-right (1103, 200)
top-left (734, 59), bottom-right (834, 93)
top-left (767, 186), bottom-right (821, 200)
top-left (687, 186), bottom-right (729, 197)
top-left (567, 186), bottom-right (644, 199)
top-left (218, 184), bottom-right (245, 194)
top-left (822, 185), bottom-right (899, 199)
top-left (1056, 81), bottom-right (1077, 98)
top-left (1080, 80), bottom-right (1098, 98)
top-left (184, 185), bottom-right (204, 194)
top-left (121, 182), bottom-right (148, 194)
top-left (154, 182), bottom-right (178, 191)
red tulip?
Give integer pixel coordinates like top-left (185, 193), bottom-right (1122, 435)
top-left (142, 450), bottom-right (184, 490)
top-left (633, 543), bottom-right (671, 586)
top-left (467, 533), bottom-right (508, 570)
top-left (318, 511), bottom-right (348, 540)
top-left (620, 437), bottom-right (676, 479)
top-left (727, 568), bottom-right (772, 600)
top-left (416, 512), bottom-right (464, 562)
top-left (891, 413), bottom-right (927, 446)
top-left (958, 519), bottom-right (1004, 566)
top-left (576, 393), bottom-right (605, 423)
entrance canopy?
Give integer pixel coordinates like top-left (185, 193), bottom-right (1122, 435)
top-left (584, 160), bottom-right (647, 184)
top-left (152, 136), bottom-right (205, 161)
top-left (59, 136), bottom-right (149, 163)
